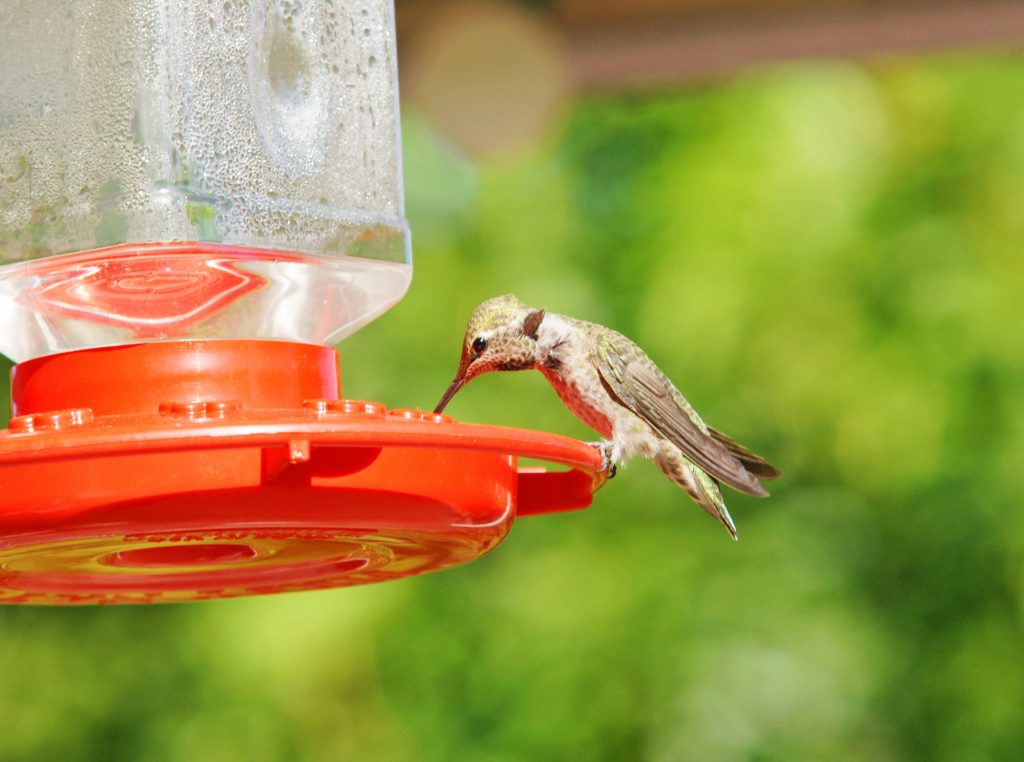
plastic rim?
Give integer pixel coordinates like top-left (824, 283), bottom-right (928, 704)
top-left (0, 340), bottom-right (606, 604)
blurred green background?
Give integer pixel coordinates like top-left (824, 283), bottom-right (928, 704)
top-left (3, 17), bottom-right (1024, 762)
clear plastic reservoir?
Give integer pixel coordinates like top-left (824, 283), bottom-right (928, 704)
top-left (0, 0), bottom-right (410, 361)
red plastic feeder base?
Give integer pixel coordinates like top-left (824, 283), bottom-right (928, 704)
top-left (0, 340), bottom-right (606, 604)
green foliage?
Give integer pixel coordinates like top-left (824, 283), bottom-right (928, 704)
top-left (3, 53), bottom-right (1024, 760)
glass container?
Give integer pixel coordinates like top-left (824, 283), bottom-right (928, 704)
top-left (0, 0), bottom-right (410, 361)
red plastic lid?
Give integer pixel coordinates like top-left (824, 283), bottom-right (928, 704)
top-left (0, 340), bottom-right (605, 604)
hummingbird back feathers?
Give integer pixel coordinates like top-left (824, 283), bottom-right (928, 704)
top-left (436, 294), bottom-right (780, 540)
top-left (588, 328), bottom-right (769, 497)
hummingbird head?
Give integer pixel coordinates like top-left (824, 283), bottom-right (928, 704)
top-left (434, 294), bottom-right (546, 413)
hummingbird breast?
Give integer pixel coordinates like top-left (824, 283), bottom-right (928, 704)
top-left (534, 314), bottom-right (617, 439)
top-left (539, 363), bottom-right (615, 438)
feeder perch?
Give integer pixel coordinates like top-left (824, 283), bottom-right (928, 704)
top-left (0, 1), bottom-right (606, 603)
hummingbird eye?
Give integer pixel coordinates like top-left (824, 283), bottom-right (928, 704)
top-left (471, 337), bottom-right (487, 355)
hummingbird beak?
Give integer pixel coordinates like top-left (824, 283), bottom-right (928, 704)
top-left (434, 376), bottom-right (466, 413)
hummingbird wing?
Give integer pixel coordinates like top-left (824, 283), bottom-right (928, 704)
top-left (707, 427), bottom-right (782, 480)
top-left (589, 329), bottom-right (769, 497)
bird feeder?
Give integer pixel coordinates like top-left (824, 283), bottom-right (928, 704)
top-left (0, 0), bottom-right (605, 604)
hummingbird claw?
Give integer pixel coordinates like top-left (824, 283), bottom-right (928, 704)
top-left (589, 441), bottom-right (618, 478)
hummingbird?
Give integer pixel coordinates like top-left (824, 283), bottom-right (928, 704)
top-left (434, 294), bottom-right (780, 539)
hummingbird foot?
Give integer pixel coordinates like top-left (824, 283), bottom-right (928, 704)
top-left (589, 440), bottom-right (619, 479)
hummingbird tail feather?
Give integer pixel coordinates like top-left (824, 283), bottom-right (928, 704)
top-left (655, 445), bottom-right (738, 540)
